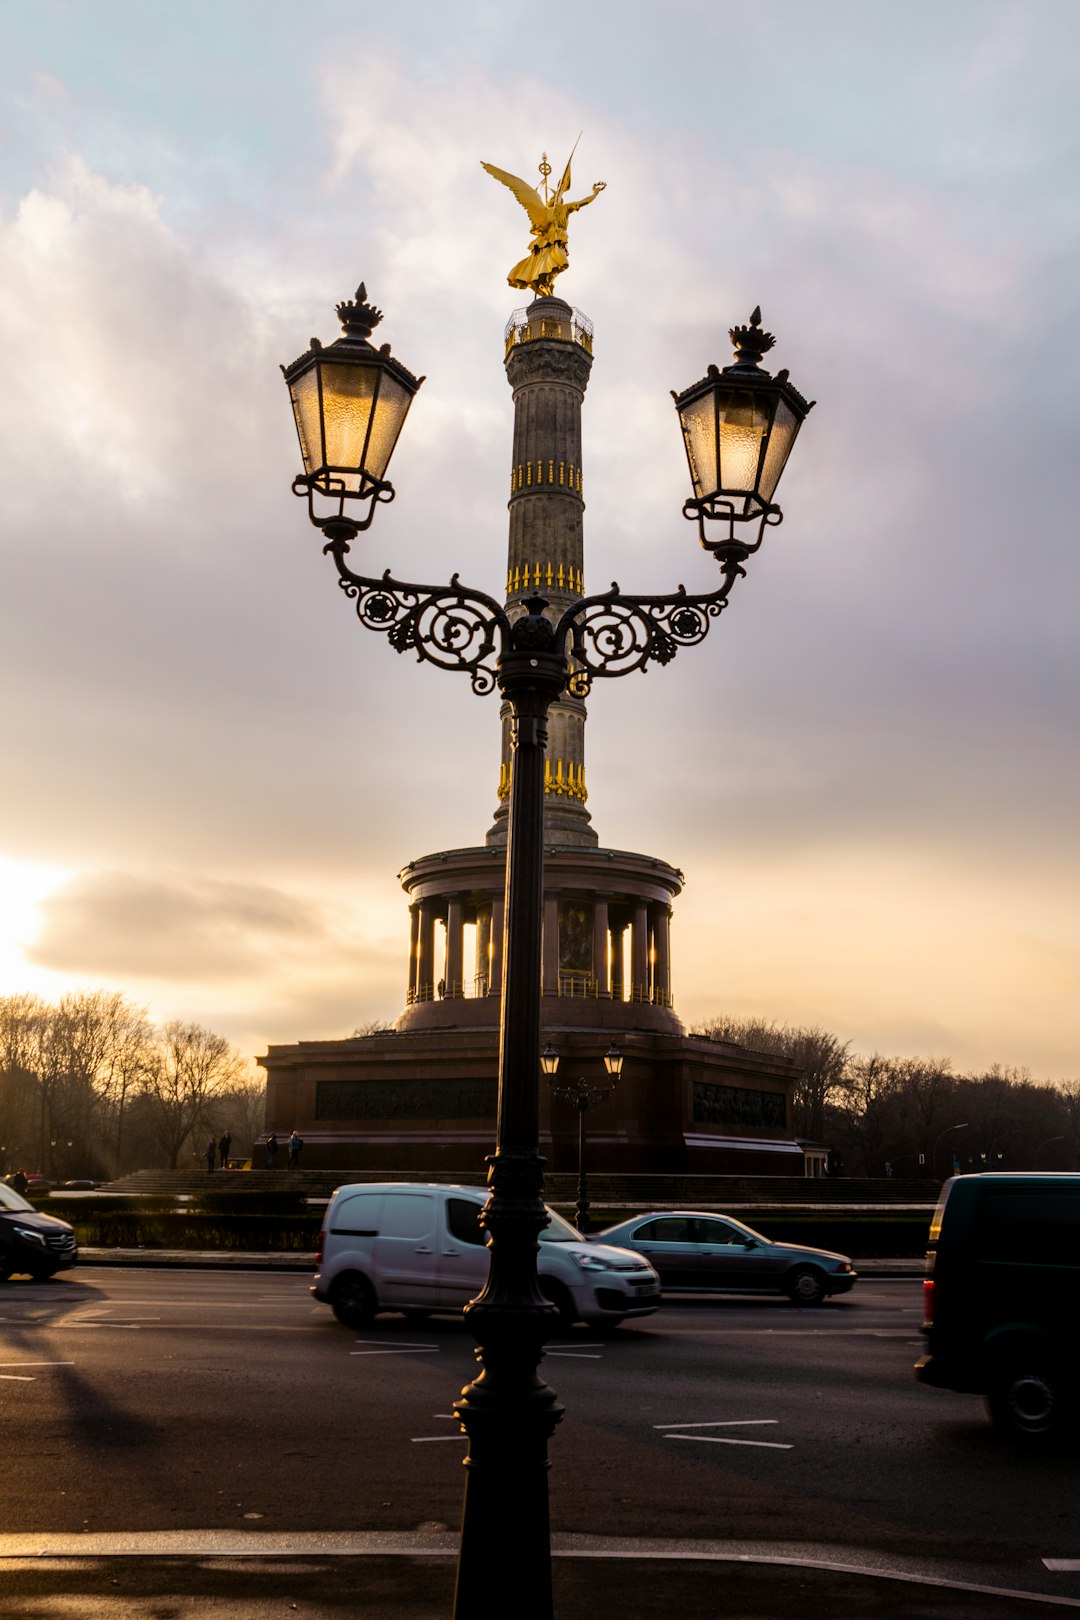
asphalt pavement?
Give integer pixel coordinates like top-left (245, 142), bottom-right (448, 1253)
top-left (13, 1253), bottom-right (1066, 1620)
top-left (1, 1543), bottom-right (1075, 1618)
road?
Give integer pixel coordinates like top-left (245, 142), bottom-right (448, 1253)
top-left (2, 1267), bottom-right (1079, 1613)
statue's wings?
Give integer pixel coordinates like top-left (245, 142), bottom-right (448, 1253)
top-left (481, 161), bottom-right (547, 230)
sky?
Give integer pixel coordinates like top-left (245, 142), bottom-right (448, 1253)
top-left (1, 0), bottom-right (1078, 1080)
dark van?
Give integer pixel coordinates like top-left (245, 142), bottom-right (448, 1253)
top-left (916, 1172), bottom-right (1080, 1443)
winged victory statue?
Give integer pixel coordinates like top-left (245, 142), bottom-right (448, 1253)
top-left (481, 144), bottom-right (606, 298)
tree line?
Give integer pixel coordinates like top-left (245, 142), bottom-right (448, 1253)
top-left (693, 1015), bottom-right (1080, 1179)
top-left (0, 991), bottom-right (263, 1181)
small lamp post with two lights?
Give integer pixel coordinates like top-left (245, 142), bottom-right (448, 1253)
top-left (281, 277), bottom-right (813, 1619)
top-left (542, 1041), bottom-right (623, 1235)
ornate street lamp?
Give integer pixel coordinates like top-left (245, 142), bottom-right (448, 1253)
top-left (544, 1042), bottom-right (622, 1234)
top-left (281, 284), bottom-right (424, 538)
top-left (282, 278), bottom-right (812, 1620)
top-left (673, 306), bottom-right (814, 555)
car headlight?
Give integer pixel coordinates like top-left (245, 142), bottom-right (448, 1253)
top-left (12, 1226), bottom-right (47, 1247)
top-left (572, 1253), bottom-right (612, 1272)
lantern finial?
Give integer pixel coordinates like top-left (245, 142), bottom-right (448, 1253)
top-left (728, 308), bottom-right (776, 371)
top-left (335, 283), bottom-right (384, 341)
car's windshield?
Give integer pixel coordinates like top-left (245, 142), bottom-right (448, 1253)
top-left (0, 1183), bottom-right (35, 1214)
top-left (539, 1207), bottom-right (584, 1243)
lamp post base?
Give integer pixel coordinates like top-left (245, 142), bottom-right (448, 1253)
top-left (452, 1147), bottom-right (563, 1619)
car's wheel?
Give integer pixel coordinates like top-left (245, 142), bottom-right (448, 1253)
top-left (330, 1274), bottom-right (376, 1330)
top-left (539, 1280), bottom-right (578, 1331)
top-left (986, 1357), bottom-right (1070, 1445)
top-left (785, 1265), bottom-right (827, 1306)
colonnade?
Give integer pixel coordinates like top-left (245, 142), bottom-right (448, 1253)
top-left (405, 891), bottom-right (673, 1008)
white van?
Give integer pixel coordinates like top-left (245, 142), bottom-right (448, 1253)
top-left (313, 1182), bottom-right (661, 1330)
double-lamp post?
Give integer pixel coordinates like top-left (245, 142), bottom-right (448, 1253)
top-left (282, 278), bottom-right (813, 1618)
top-left (542, 1040), bottom-right (622, 1235)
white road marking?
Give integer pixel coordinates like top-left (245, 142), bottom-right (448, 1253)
top-left (0, 1375), bottom-right (36, 1381)
top-left (0, 1361), bottom-right (74, 1368)
top-left (350, 1340), bottom-right (439, 1356)
top-left (410, 1435), bottom-right (467, 1443)
top-left (667, 1434), bottom-right (793, 1449)
top-left (1045, 1560), bottom-right (1080, 1571)
top-left (547, 1350), bottom-right (603, 1359)
top-left (654, 1420), bottom-right (778, 1430)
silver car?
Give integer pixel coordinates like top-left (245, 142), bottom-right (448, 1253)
top-left (595, 1211), bottom-right (856, 1305)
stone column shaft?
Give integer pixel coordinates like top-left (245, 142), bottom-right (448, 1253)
top-left (591, 895), bottom-right (609, 996)
top-left (417, 903), bottom-right (437, 1000)
top-left (631, 903), bottom-right (649, 1002)
top-left (542, 895), bottom-right (560, 996)
top-left (407, 903), bottom-right (420, 1002)
top-left (654, 906), bottom-right (672, 1006)
top-left (489, 893), bottom-right (505, 999)
top-left (487, 297), bottom-right (597, 851)
top-left (445, 898), bottom-right (465, 998)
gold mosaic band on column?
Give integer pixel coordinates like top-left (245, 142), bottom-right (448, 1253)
top-left (510, 461), bottom-right (583, 494)
top-left (497, 759), bottom-right (587, 803)
top-left (506, 561), bottom-right (584, 595)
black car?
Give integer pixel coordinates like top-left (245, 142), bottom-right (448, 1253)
top-left (916, 1172), bottom-right (1080, 1444)
top-left (595, 1211), bottom-right (856, 1305)
top-left (0, 1182), bottom-right (77, 1280)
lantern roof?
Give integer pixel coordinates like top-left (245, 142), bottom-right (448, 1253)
top-left (280, 282), bottom-right (425, 395)
top-left (672, 307), bottom-right (814, 420)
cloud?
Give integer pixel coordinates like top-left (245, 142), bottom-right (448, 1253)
top-left (30, 871), bottom-right (346, 981)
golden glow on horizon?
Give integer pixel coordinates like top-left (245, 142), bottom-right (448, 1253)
top-left (0, 858), bottom-right (76, 998)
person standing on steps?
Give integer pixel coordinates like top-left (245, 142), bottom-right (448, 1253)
top-left (218, 1130), bottom-right (232, 1171)
top-left (204, 1137), bottom-right (216, 1174)
top-left (266, 1132), bottom-right (278, 1169)
top-left (287, 1130), bottom-right (303, 1170)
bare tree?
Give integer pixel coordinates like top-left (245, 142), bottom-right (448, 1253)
top-left (140, 1021), bottom-right (247, 1168)
top-left (692, 1015), bottom-right (850, 1139)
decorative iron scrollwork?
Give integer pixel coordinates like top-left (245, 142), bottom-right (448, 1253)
top-left (558, 564), bottom-right (745, 695)
top-left (325, 537), bottom-right (511, 696)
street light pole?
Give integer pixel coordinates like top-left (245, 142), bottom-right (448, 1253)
top-left (281, 279), bottom-right (813, 1619)
top-left (933, 1122), bottom-right (969, 1180)
top-left (543, 1042), bottom-right (622, 1235)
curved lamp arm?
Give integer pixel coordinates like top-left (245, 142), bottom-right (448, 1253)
top-left (324, 532), bottom-right (513, 697)
top-left (553, 555), bottom-right (747, 695)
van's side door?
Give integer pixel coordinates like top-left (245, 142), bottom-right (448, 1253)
top-left (436, 1195), bottom-right (490, 1307)
top-left (373, 1190), bottom-right (440, 1306)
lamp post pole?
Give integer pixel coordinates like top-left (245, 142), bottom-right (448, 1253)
top-left (281, 278), bottom-right (813, 1620)
top-left (543, 1043), bottom-right (622, 1235)
top-left (933, 1122), bottom-right (969, 1180)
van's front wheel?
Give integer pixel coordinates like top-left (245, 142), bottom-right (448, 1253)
top-left (330, 1274), bottom-right (376, 1330)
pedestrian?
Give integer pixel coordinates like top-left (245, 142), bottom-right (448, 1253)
top-left (218, 1130), bottom-right (232, 1171)
top-left (287, 1129), bottom-right (303, 1170)
top-left (204, 1137), bottom-right (216, 1173)
top-left (266, 1132), bottom-right (278, 1169)
top-left (10, 1168), bottom-right (28, 1197)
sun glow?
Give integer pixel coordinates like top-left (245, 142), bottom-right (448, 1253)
top-left (0, 859), bottom-right (77, 998)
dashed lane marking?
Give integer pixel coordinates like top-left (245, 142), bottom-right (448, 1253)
top-left (1045, 1561), bottom-right (1080, 1571)
top-left (654, 1420), bottom-right (778, 1430)
top-left (350, 1341), bottom-right (439, 1357)
top-left (0, 1360), bottom-right (74, 1382)
top-left (668, 1434), bottom-right (793, 1449)
top-left (655, 1418), bottom-right (792, 1450)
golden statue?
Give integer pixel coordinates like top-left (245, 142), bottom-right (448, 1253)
top-left (482, 143), bottom-right (606, 298)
